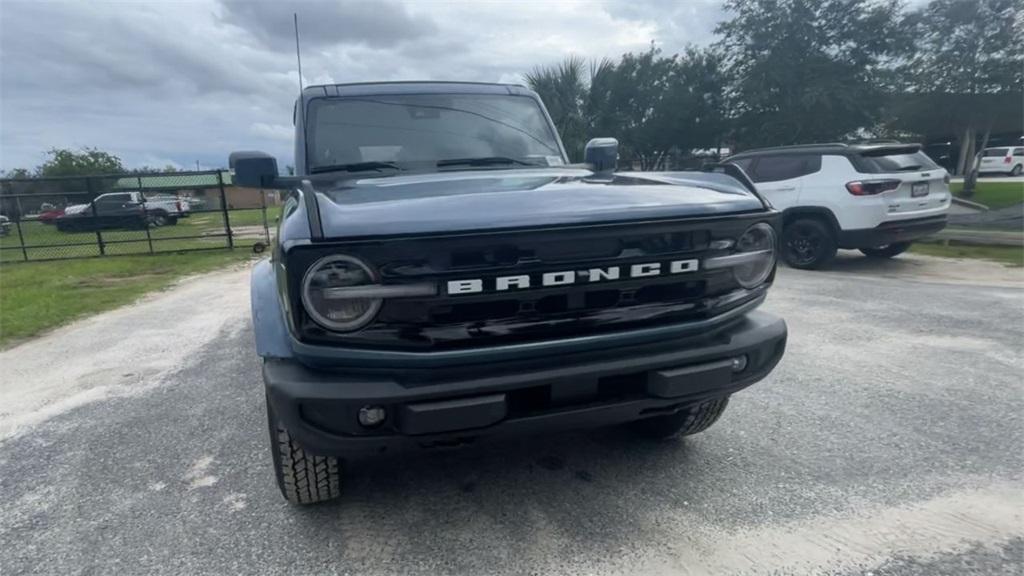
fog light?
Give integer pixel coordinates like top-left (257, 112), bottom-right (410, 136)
top-left (357, 405), bottom-right (387, 427)
top-left (730, 355), bottom-right (748, 373)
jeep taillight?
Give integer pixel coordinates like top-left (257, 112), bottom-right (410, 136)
top-left (1004, 156), bottom-right (1012, 164)
top-left (846, 179), bottom-right (901, 196)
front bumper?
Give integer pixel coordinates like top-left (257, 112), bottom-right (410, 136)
top-left (264, 310), bottom-right (787, 457)
top-left (837, 215), bottom-right (947, 249)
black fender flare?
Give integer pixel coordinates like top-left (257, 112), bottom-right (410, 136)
top-left (780, 207), bottom-right (840, 236)
top-left (251, 258), bottom-right (293, 359)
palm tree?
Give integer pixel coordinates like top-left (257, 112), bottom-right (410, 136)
top-left (525, 56), bottom-right (589, 161)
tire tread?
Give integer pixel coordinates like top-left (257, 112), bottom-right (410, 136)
top-left (631, 396), bottom-right (730, 439)
top-left (273, 423), bottom-right (341, 505)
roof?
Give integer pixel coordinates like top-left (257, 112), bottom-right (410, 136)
top-left (113, 171), bottom-right (232, 191)
top-left (729, 142), bottom-right (922, 158)
top-left (300, 81), bottom-right (534, 99)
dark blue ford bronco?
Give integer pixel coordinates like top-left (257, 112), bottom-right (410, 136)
top-left (230, 81), bottom-right (787, 504)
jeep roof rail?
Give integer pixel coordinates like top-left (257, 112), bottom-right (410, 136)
top-left (729, 142), bottom-right (922, 158)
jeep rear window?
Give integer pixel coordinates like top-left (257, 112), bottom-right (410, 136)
top-left (983, 148), bottom-right (1009, 157)
top-left (306, 94), bottom-right (563, 172)
top-left (853, 150), bottom-right (939, 173)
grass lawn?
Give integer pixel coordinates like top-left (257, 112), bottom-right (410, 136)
top-left (910, 242), bottom-right (1024, 267)
top-left (0, 250), bottom-right (255, 348)
top-left (950, 180), bottom-right (1024, 209)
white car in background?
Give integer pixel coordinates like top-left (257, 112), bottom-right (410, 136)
top-left (977, 147), bottom-right (1024, 176)
top-left (727, 143), bottom-right (951, 269)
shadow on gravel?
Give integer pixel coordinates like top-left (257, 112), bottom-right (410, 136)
top-left (785, 251), bottom-right (924, 276)
top-left (287, 425), bottom-right (707, 545)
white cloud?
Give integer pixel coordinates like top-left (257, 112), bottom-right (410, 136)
top-left (250, 123), bottom-right (294, 142)
top-left (0, 0), bottom-right (725, 172)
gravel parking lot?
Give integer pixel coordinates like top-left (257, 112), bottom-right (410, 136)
top-left (1, 252), bottom-right (1021, 575)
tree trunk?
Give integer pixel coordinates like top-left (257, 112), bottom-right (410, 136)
top-left (963, 121), bottom-right (992, 198)
top-left (955, 125), bottom-right (973, 176)
top-left (654, 151), bottom-right (666, 171)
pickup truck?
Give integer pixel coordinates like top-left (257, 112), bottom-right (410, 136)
top-left (56, 191), bottom-right (189, 231)
top-left (232, 81), bottom-right (788, 505)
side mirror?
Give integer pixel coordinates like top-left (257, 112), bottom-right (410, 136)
top-left (230, 151), bottom-right (279, 188)
top-left (584, 138), bottom-right (618, 174)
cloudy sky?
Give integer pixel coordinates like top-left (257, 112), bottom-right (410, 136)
top-left (0, 0), bottom-right (725, 172)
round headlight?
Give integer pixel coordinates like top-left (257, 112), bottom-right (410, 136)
top-left (301, 255), bottom-right (381, 332)
top-left (733, 223), bottom-right (776, 289)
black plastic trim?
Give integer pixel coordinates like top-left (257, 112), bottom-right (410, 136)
top-left (264, 310), bottom-right (787, 457)
top-left (837, 215), bottom-right (947, 249)
top-left (300, 180), bottom-right (323, 240)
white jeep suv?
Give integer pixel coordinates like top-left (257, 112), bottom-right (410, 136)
top-left (726, 143), bottom-right (950, 269)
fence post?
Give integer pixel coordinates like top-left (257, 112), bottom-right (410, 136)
top-left (260, 187), bottom-right (270, 245)
top-left (218, 171), bottom-right (234, 249)
top-left (138, 175), bottom-right (154, 254)
top-left (14, 197), bottom-right (28, 262)
top-left (86, 177), bottom-right (105, 256)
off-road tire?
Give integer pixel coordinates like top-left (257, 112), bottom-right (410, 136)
top-left (268, 403), bottom-right (342, 505)
top-left (630, 396), bottom-right (730, 440)
top-left (782, 218), bottom-right (837, 270)
top-left (1011, 164), bottom-right (1022, 176)
top-left (860, 242), bottom-right (911, 259)
top-left (167, 216), bottom-right (179, 226)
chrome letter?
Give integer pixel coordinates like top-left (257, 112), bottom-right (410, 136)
top-left (447, 279), bottom-right (482, 295)
top-left (496, 275), bottom-right (530, 291)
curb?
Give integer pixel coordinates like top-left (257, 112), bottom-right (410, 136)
top-left (951, 197), bottom-right (990, 211)
top-left (924, 228), bottom-right (1023, 247)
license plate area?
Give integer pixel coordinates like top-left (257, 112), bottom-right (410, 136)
top-left (911, 182), bottom-right (929, 197)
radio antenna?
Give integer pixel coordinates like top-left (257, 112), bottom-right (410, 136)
top-left (294, 12), bottom-right (308, 178)
top-left (293, 13), bottom-right (304, 91)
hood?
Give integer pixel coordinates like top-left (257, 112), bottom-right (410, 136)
top-left (315, 168), bottom-right (764, 238)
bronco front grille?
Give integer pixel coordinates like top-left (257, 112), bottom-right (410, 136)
top-left (290, 216), bottom-right (769, 351)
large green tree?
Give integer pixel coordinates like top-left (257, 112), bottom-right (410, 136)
top-left (716, 0), bottom-right (910, 149)
top-left (526, 47), bottom-right (729, 169)
top-left (1, 168), bottom-right (31, 179)
top-left (896, 0), bottom-right (1023, 175)
top-left (37, 147), bottom-right (125, 177)
top-left (599, 47), bottom-right (677, 170)
top-left (659, 48), bottom-right (730, 160)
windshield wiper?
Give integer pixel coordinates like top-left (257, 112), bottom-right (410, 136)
top-left (310, 161), bottom-right (401, 174)
top-left (436, 156), bottom-right (543, 168)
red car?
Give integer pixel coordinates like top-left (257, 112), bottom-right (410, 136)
top-left (37, 208), bottom-right (65, 224)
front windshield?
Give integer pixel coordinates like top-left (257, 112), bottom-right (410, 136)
top-left (306, 93), bottom-right (564, 173)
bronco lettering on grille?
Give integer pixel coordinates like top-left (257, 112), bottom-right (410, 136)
top-left (446, 259), bottom-right (699, 295)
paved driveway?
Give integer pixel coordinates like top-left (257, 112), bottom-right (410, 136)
top-left (1, 253), bottom-right (1021, 575)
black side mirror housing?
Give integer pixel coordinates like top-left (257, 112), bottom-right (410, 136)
top-left (230, 151), bottom-right (279, 188)
top-left (584, 138), bottom-right (618, 174)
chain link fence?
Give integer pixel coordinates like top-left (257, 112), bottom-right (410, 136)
top-left (0, 170), bottom-right (276, 263)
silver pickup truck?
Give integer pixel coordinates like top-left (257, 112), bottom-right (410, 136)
top-left (58, 191), bottom-right (190, 231)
